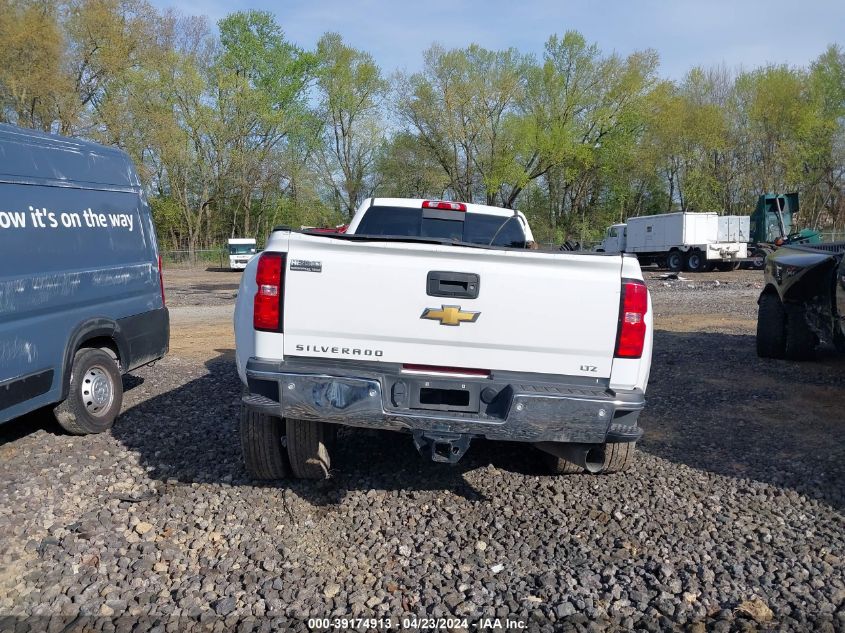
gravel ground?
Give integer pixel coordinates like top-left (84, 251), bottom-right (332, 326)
top-left (0, 267), bottom-right (843, 632)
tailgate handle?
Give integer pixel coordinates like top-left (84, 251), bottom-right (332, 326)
top-left (427, 271), bottom-right (480, 299)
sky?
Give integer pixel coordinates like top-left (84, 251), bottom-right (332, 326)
top-left (148, 0), bottom-right (844, 79)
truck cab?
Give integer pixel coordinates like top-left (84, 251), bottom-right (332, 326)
top-left (599, 224), bottom-right (627, 253)
top-left (228, 238), bottom-right (257, 270)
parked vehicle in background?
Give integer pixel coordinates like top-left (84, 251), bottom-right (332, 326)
top-left (228, 238), bottom-right (257, 270)
top-left (756, 240), bottom-right (845, 360)
top-left (0, 124), bottom-right (169, 432)
top-left (746, 193), bottom-right (821, 269)
top-left (598, 212), bottom-right (747, 272)
top-left (234, 197), bottom-right (653, 480)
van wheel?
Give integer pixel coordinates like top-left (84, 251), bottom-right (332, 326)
top-left (684, 249), bottom-right (706, 272)
top-left (240, 405), bottom-right (289, 479)
top-left (784, 304), bottom-right (817, 361)
top-left (756, 293), bottom-right (786, 359)
top-left (54, 348), bottom-right (123, 435)
top-left (286, 419), bottom-right (333, 479)
top-left (666, 251), bottom-right (683, 272)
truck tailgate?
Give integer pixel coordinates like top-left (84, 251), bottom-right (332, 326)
top-left (282, 234), bottom-right (624, 378)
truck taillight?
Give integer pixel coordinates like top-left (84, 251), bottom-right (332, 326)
top-left (614, 279), bottom-right (648, 358)
top-left (158, 254), bottom-right (165, 306)
top-left (422, 200), bottom-right (467, 212)
top-left (254, 252), bottom-right (285, 332)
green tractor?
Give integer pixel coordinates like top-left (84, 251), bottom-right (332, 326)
top-left (747, 193), bottom-right (821, 268)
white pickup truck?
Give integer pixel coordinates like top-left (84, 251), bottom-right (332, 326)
top-left (234, 198), bottom-right (653, 479)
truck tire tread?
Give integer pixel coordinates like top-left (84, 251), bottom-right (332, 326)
top-left (756, 293), bottom-right (786, 359)
top-left (240, 406), bottom-right (289, 479)
top-left (602, 442), bottom-right (636, 473)
top-left (784, 305), bottom-right (817, 361)
top-left (544, 442), bottom-right (636, 474)
top-left (286, 418), bottom-right (332, 479)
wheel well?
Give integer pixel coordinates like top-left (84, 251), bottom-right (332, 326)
top-left (76, 336), bottom-right (122, 370)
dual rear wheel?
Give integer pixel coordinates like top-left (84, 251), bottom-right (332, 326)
top-left (240, 407), bottom-right (334, 479)
top-left (240, 406), bottom-right (636, 479)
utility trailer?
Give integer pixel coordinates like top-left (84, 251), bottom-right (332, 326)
top-left (598, 212), bottom-right (747, 272)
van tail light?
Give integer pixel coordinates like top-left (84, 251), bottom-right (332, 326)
top-left (254, 252), bottom-right (285, 332)
top-left (614, 279), bottom-right (648, 358)
top-left (158, 255), bottom-right (166, 306)
top-left (422, 200), bottom-right (467, 212)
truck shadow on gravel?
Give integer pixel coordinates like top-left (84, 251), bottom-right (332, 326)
top-left (642, 329), bottom-right (845, 510)
top-left (111, 351), bottom-right (542, 504)
top-left (109, 334), bottom-right (845, 510)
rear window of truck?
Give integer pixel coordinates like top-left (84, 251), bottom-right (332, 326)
top-left (355, 206), bottom-right (527, 248)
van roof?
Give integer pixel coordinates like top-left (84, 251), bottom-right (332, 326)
top-left (0, 123), bottom-right (140, 190)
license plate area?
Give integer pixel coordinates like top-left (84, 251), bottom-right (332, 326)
top-left (409, 379), bottom-right (481, 413)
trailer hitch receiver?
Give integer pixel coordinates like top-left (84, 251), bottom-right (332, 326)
top-left (412, 431), bottom-right (472, 464)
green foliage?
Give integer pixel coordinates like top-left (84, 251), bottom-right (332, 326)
top-left (0, 3), bottom-right (843, 249)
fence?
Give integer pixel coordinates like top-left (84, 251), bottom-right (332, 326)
top-left (161, 249), bottom-right (228, 269)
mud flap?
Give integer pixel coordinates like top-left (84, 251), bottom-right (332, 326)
top-left (412, 431), bottom-right (472, 464)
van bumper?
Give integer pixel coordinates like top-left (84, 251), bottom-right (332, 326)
top-left (242, 358), bottom-right (644, 445)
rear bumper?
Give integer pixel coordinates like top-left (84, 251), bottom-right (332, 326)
top-left (705, 243), bottom-right (748, 260)
top-left (243, 358), bottom-right (644, 444)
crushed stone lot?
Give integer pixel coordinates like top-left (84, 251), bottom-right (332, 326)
top-left (0, 267), bottom-right (843, 632)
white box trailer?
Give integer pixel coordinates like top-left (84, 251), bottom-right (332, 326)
top-left (717, 215), bottom-right (750, 243)
top-left (598, 212), bottom-right (747, 272)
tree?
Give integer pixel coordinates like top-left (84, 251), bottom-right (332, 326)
top-left (397, 44), bottom-right (530, 205)
top-left (313, 32), bottom-right (387, 217)
top-left (0, 0), bottom-right (71, 131)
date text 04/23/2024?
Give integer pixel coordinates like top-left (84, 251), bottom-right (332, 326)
top-left (307, 617), bottom-right (527, 630)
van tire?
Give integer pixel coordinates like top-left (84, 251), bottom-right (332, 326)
top-left (756, 293), bottom-right (786, 358)
top-left (784, 304), bottom-right (817, 361)
top-left (286, 418), bottom-right (332, 479)
top-left (666, 251), bottom-right (683, 272)
top-left (240, 406), bottom-right (289, 479)
top-left (54, 348), bottom-right (123, 434)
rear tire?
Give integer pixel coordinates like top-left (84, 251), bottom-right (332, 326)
top-left (54, 348), bottom-right (123, 435)
top-left (784, 304), bottom-right (817, 361)
top-left (286, 418), bottom-right (332, 479)
top-left (666, 251), bottom-right (683, 272)
top-left (544, 442), bottom-right (636, 475)
top-left (684, 249), bottom-right (706, 273)
top-left (756, 293), bottom-right (786, 359)
top-left (602, 442), bottom-right (636, 473)
top-left (240, 405), bottom-right (289, 479)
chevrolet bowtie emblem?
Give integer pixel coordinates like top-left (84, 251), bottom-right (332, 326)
top-left (420, 305), bottom-right (480, 326)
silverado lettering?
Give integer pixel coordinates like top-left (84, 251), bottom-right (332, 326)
top-left (295, 344), bottom-right (383, 357)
